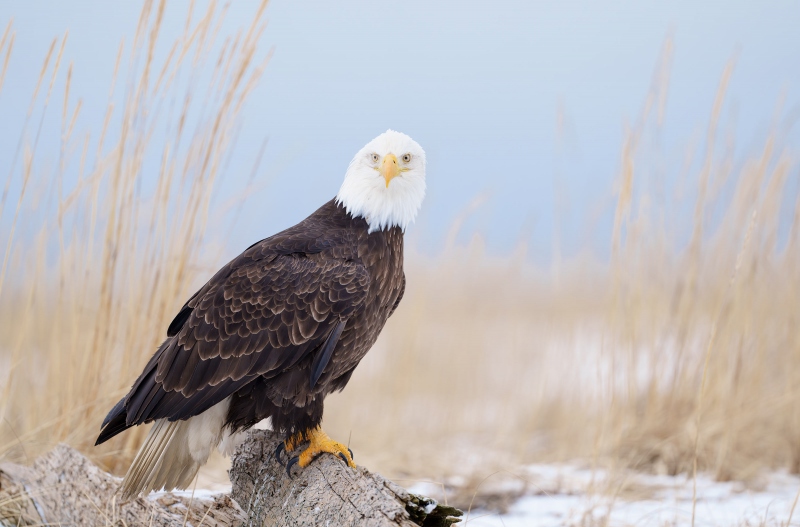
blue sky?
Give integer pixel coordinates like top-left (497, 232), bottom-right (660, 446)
top-left (2, 1), bottom-right (799, 259)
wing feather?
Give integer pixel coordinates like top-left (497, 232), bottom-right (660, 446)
top-left (120, 251), bottom-right (369, 429)
top-left (310, 319), bottom-right (346, 389)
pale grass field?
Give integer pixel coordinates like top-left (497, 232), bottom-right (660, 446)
top-left (1, 2), bottom-right (799, 514)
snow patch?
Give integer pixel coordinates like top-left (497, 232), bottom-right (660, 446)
top-left (454, 464), bottom-right (800, 526)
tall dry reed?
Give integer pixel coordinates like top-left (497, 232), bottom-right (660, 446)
top-left (0, 0), bottom-right (270, 474)
top-left (325, 42), bottom-right (800, 487)
top-left (0, 6), bottom-right (798, 499)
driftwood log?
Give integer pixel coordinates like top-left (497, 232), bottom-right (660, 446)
top-left (0, 444), bottom-right (245, 526)
top-left (0, 430), bottom-right (462, 526)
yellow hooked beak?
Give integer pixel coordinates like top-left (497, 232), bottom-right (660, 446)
top-left (380, 154), bottom-right (399, 188)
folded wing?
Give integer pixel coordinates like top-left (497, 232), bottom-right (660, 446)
top-left (97, 251), bottom-right (370, 444)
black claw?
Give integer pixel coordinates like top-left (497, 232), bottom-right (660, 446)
top-left (275, 442), bottom-right (286, 466)
top-left (338, 452), bottom-right (348, 464)
top-left (348, 447), bottom-right (354, 460)
top-left (286, 456), bottom-right (299, 478)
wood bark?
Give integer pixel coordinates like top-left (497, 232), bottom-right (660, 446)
top-left (230, 429), bottom-right (461, 527)
top-left (0, 444), bottom-right (244, 526)
top-left (0, 430), bottom-right (461, 527)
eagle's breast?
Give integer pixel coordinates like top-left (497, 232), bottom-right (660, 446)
top-left (320, 218), bottom-right (405, 390)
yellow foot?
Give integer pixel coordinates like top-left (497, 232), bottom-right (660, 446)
top-left (279, 427), bottom-right (355, 476)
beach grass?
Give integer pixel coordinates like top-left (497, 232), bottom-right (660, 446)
top-left (1, 1), bottom-right (798, 499)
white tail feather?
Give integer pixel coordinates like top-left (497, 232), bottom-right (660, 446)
top-left (120, 397), bottom-right (232, 499)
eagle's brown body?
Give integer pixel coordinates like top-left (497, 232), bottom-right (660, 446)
top-left (96, 128), bottom-right (425, 498)
top-left (97, 199), bottom-right (405, 492)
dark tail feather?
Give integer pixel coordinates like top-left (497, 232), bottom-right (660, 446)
top-left (96, 397), bottom-right (130, 445)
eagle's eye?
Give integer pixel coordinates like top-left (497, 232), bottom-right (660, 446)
top-left (402, 153), bottom-right (412, 163)
top-left (371, 153), bottom-right (380, 163)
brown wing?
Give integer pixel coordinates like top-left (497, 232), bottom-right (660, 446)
top-left (388, 272), bottom-right (405, 318)
top-left (121, 252), bottom-right (370, 426)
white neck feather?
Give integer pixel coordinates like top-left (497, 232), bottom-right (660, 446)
top-left (336, 173), bottom-right (426, 233)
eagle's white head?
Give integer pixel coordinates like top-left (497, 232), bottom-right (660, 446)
top-left (336, 130), bottom-right (426, 233)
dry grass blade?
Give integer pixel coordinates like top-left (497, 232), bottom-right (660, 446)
top-left (0, 20), bottom-right (14, 97)
top-left (0, 6), bottom-right (798, 523)
top-left (0, 1), bottom-right (271, 474)
top-left (691, 209), bottom-right (757, 527)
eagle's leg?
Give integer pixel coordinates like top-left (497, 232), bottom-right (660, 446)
top-left (285, 427), bottom-right (355, 476)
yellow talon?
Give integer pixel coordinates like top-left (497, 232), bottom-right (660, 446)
top-left (286, 427), bottom-right (356, 469)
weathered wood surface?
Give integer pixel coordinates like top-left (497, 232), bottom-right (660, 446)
top-left (0, 444), bottom-right (244, 526)
top-left (231, 429), bottom-right (461, 527)
top-left (0, 430), bottom-right (461, 527)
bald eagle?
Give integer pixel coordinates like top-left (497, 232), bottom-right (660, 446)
top-left (96, 130), bottom-right (426, 499)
